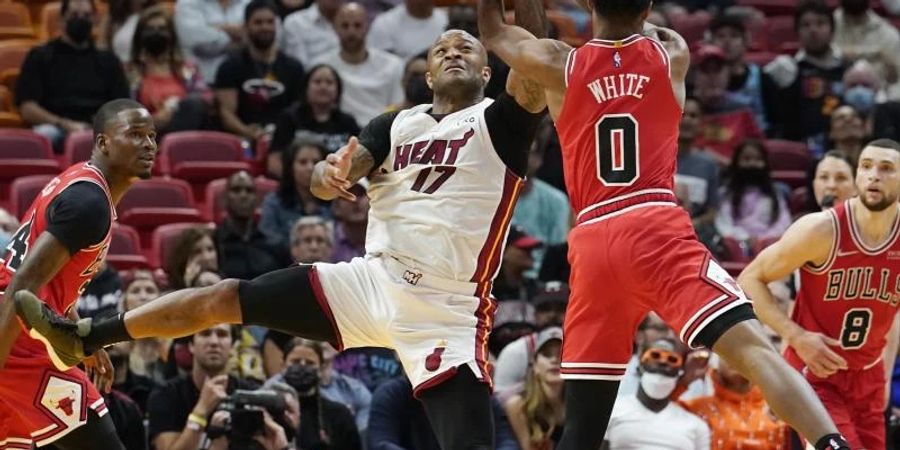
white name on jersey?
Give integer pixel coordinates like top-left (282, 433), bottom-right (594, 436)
top-left (587, 73), bottom-right (651, 104)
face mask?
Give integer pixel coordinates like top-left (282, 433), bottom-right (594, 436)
top-left (844, 85), bottom-right (876, 115)
top-left (283, 363), bottom-right (319, 397)
top-left (142, 31), bottom-right (170, 56)
top-left (404, 75), bottom-right (431, 105)
top-left (66, 16), bottom-right (93, 44)
top-left (640, 372), bottom-right (679, 400)
top-left (737, 167), bottom-right (768, 184)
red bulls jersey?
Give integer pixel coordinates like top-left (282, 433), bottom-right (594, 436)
top-left (789, 201), bottom-right (900, 370)
top-left (555, 35), bottom-right (682, 219)
top-left (0, 163), bottom-right (114, 325)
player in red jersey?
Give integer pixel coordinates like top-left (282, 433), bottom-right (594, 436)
top-left (740, 139), bottom-right (900, 450)
top-left (0, 99), bottom-right (155, 450)
top-left (477, 1), bottom-right (850, 449)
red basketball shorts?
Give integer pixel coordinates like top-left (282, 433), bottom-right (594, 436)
top-left (562, 202), bottom-right (752, 380)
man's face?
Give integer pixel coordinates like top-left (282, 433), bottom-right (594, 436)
top-left (290, 224), bottom-right (333, 263)
top-left (246, 7), bottom-right (278, 50)
top-left (679, 99), bottom-right (702, 142)
top-left (797, 11), bottom-right (833, 55)
top-left (856, 146), bottom-right (900, 211)
top-left (285, 345), bottom-right (321, 369)
top-left (225, 172), bottom-right (257, 220)
top-left (501, 246), bottom-right (534, 278)
top-left (332, 188), bottom-right (369, 224)
top-left (333, 4), bottom-right (368, 53)
top-left (99, 108), bottom-right (158, 180)
top-left (426, 30), bottom-right (490, 97)
top-left (829, 106), bottom-right (865, 142)
top-left (710, 26), bottom-right (746, 63)
top-left (190, 325), bottom-right (232, 372)
top-left (639, 341), bottom-right (683, 378)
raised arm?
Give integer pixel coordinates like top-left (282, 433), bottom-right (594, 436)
top-left (737, 212), bottom-right (848, 378)
top-left (503, 0), bottom-right (549, 112)
top-left (642, 24), bottom-right (690, 107)
top-left (477, 0), bottom-right (569, 91)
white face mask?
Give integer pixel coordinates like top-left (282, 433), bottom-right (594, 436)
top-left (640, 372), bottom-right (679, 400)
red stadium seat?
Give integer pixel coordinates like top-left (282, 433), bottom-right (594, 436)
top-left (0, 130), bottom-right (60, 203)
top-left (202, 176), bottom-right (278, 222)
top-left (157, 131), bottom-right (254, 201)
top-left (62, 130), bottom-right (94, 166)
top-left (117, 178), bottom-right (204, 250)
top-left (765, 16), bottom-right (798, 54)
top-left (106, 224), bottom-right (149, 270)
top-left (0, 39), bottom-right (34, 76)
top-left (766, 139), bottom-right (812, 172)
top-left (772, 170), bottom-right (808, 189)
top-left (9, 174), bottom-right (53, 218)
top-left (790, 186), bottom-right (813, 216)
top-left (150, 222), bottom-right (215, 269)
top-left (670, 12), bottom-right (712, 47)
top-left (721, 237), bottom-right (750, 263)
top-left (745, 51), bottom-right (778, 67)
top-left (736, 0), bottom-right (798, 16)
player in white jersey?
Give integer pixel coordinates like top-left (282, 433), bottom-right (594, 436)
top-left (15, 10), bottom-right (549, 450)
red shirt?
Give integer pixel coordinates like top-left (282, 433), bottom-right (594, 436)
top-left (788, 200), bottom-right (900, 371)
top-left (555, 34), bottom-right (683, 217)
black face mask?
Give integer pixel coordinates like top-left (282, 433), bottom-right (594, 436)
top-left (404, 75), bottom-right (431, 105)
top-left (283, 363), bottom-right (319, 397)
top-left (841, 0), bottom-right (870, 14)
top-left (66, 16), bottom-right (93, 44)
top-left (142, 31), bottom-right (170, 56)
top-left (737, 167), bottom-right (768, 185)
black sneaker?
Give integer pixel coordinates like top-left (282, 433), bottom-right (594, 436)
top-left (14, 290), bottom-right (90, 370)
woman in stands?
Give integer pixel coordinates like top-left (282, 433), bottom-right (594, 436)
top-left (505, 330), bottom-right (565, 450)
top-left (164, 226), bottom-right (218, 290)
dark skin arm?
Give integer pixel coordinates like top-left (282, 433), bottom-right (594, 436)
top-left (505, 0), bottom-right (550, 113)
top-left (0, 232), bottom-right (73, 368)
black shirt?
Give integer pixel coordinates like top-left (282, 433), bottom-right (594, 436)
top-left (146, 374), bottom-right (259, 442)
top-left (75, 263), bottom-right (122, 319)
top-left (271, 102), bottom-right (362, 154)
top-left (298, 396), bottom-right (361, 450)
top-left (45, 181), bottom-right (111, 254)
top-left (214, 217), bottom-right (291, 280)
top-left (15, 39), bottom-right (130, 123)
top-left (214, 48), bottom-right (306, 127)
top-left (358, 92), bottom-right (543, 178)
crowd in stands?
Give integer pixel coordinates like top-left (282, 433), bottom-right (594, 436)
top-left (5, 0), bottom-right (900, 448)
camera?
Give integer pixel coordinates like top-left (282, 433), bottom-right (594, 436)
top-left (207, 389), bottom-right (286, 449)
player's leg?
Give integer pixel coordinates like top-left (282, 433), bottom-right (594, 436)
top-left (850, 367), bottom-right (887, 450)
top-left (418, 366), bottom-right (495, 450)
top-left (48, 410), bottom-right (125, 450)
top-left (554, 380), bottom-right (620, 450)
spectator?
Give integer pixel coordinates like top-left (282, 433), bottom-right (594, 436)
top-left (121, 270), bottom-right (168, 385)
top-left (103, 0), bottom-right (156, 63)
top-left (829, 104), bottom-right (869, 164)
top-left (841, 59), bottom-right (900, 144)
top-left (289, 216), bottom-right (335, 264)
top-left (129, 5), bottom-right (212, 134)
top-left (492, 226), bottom-right (541, 302)
top-left (764, 0), bottom-right (847, 154)
top-left (314, 2), bottom-right (404, 126)
top-left (505, 327), bottom-right (564, 450)
top-left (494, 284), bottom-right (568, 394)
top-left (215, 170), bottom-right (290, 280)
top-left (833, 0), bottom-right (900, 101)
top-left (107, 340), bottom-right (160, 416)
top-left (682, 356), bottom-right (790, 450)
top-left (275, 0), bottom-right (312, 18)
top-left (266, 338), bottom-right (363, 450)
top-left (319, 343), bottom-right (372, 434)
top-left (102, 349), bottom-right (150, 450)
top-left (271, 64), bottom-right (361, 172)
top-left (708, 13), bottom-right (768, 132)
top-left (368, 0), bottom-right (448, 60)
top-left (675, 97), bottom-right (721, 252)
top-left (164, 226), bottom-right (219, 290)
top-left (331, 180), bottom-right (368, 262)
top-left (603, 339), bottom-right (711, 450)
top-left (512, 117), bottom-right (571, 277)
top-left (260, 137), bottom-right (332, 248)
top-left (388, 51), bottom-right (431, 111)
top-left (75, 261), bottom-right (123, 319)
top-left (16, 0), bottom-right (130, 152)
top-left (715, 140), bottom-right (792, 247)
top-left (617, 314), bottom-right (676, 398)
top-left (367, 376), bottom-right (519, 450)
top-left (175, 0), bottom-right (250, 80)
top-left (811, 150), bottom-right (857, 210)
top-left (147, 324), bottom-right (258, 450)
top-left (283, 0), bottom-right (343, 67)
top-left (215, 0), bottom-right (306, 144)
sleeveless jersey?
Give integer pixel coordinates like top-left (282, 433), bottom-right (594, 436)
top-left (367, 99), bottom-right (523, 282)
top-left (790, 200), bottom-right (900, 370)
top-left (555, 35), bottom-right (682, 218)
top-left (0, 163), bottom-right (115, 320)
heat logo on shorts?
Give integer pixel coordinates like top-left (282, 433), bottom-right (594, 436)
top-left (425, 340), bottom-right (448, 372)
top-left (402, 270), bottom-right (422, 286)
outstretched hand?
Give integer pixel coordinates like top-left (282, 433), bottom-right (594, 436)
top-left (323, 137), bottom-right (360, 201)
top-left (84, 349), bottom-right (114, 393)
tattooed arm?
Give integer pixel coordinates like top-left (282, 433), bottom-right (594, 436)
top-left (503, 0), bottom-right (550, 113)
top-left (311, 138), bottom-right (376, 201)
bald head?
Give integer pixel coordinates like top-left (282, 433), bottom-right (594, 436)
top-left (334, 2), bottom-right (368, 52)
top-left (429, 30), bottom-right (486, 63)
top-left (424, 28), bottom-right (491, 100)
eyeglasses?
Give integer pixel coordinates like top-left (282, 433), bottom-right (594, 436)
top-left (640, 348), bottom-right (683, 369)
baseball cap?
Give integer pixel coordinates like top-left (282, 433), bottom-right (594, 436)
top-left (694, 44), bottom-right (726, 67)
top-left (507, 226), bottom-right (542, 250)
top-left (533, 281), bottom-right (569, 309)
top-left (534, 326), bottom-right (563, 353)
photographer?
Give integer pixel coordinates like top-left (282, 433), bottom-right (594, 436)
top-left (207, 385), bottom-right (299, 450)
top-left (266, 338), bottom-right (362, 450)
top-left (147, 324), bottom-right (259, 450)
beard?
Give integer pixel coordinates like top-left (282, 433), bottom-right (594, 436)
top-left (860, 191), bottom-right (897, 211)
top-left (433, 74), bottom-right (483, 101)
top-left (249, 34), bottom-right (275, 51)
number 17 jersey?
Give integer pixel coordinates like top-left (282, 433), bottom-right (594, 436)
top-left (555, 35), bottom-right (682, 217)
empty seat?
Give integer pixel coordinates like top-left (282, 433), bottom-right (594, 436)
top-left (765, 16), bottom-right (798, 54)
top-left (117, 178), bottom-right (204, 249)
top-left (150, 222), bottom-right (215, 269)
top-left (736, 0), bottom-right (798, 16)
top-left (670, 11), bottom-right (712, 47)
top-left (772, 170), bottom-right (808, 189)
top-left (0, 39), bottom-right (35, 77)
top-left (766, 139), bottom-right (812, 172)
top-left (107, 224), bottom-right (149, 270)
top-left (202, 176), bottom-right (278, 222)
top-left (0, 129), bottom-right (60, 202)
top-left (9, 174), bottom-right (54, 218)
top-left (62, 130), bottom-right (94, 166)
top-left (157, 131), bottom-right (254, 201)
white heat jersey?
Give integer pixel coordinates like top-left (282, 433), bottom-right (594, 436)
top-left (365, 98), bottom-right (524, 283)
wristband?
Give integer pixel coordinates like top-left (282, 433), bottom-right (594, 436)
top-left (187, 413), bottom-right (208, 429)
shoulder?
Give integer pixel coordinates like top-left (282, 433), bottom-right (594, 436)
top-left (789, 210), bottom-right (835, 239)
top-left (370, 48), bottom-right (403, 66)
top-left (504, 393), bottom-right (525, 412)
top-left (277, 52), bottom-right (305, 70)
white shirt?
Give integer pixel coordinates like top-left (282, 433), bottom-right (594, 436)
top-left (175, 0), bottom-right (250, 80)
top-left (313, 48), bottom-right (404, 125)
top-left (283, 5), bottom-right (339, 67)
top-left (112, 14), bottom-right (139, 63)
top-left (605, 396), bottom-right (711, 450)
top-left (368, 5), bottom-right (448, 60)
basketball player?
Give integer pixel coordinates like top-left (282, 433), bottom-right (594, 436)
top-left (476, 1), bottom-right (850, 449)
top-left (0, 99), bottom-right (155, 450)
top-left (15, 14), bottom-right (550, 450)
top-left (739, 139), bottom-right (900, 450)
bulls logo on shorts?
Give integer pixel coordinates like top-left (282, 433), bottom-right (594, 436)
top-left (36, 372), bottom-right (88, 429)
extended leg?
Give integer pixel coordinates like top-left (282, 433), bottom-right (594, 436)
top-left (48, 410), bottom-right (125, 450)
top-left (418, 366), bottom-right (495, 450)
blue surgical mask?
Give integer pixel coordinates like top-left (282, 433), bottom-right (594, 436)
top-left (844, 85), bottom-right (876, 115)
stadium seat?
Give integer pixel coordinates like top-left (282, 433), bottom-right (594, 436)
top-left (0, 2), bottom-right (33, 39)
top-left (0, 85), bottom-right (14, 112)
top-left (766, 139), bottom-right (812, 172)
top-left (0, 129), bottom-right (60, 203)
top-left (150, 222), bottom-right (215, 269)
top-left (0, 111), bottom-right (22, 127)
top-left (9, 174), bottom-right (53, 218)
top-left (765, 16), bottom-right (798, 54)
top-left (107, 224), bottom-right (149, 270)
top-left (202, 176), bottom-right (278, 222)
top-left (157, 131), bottom-right (254, 201)
top-left (0, 68), bottom-right (18, 93)
top-left (0, 40), bottom-right (35, 76)
top-left (62, 130), bottom-right (94, 166)
top-left (736, 0), bottom-right (798, 16)
top-left (745, 51), bottom-right (778, 67)
top-left (789, 186), bottom-right (813, 216)
top-left (721, 236), bottom-right (750, 263)
top-left (116, 178), bottom-right (205, 250)
top-left (670, 11), bottom-right (712, 47)
top-left (772, 170), bottom-right (808, 189)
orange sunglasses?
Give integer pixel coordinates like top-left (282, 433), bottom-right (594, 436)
top-left (640, 348), bottom-right (684, 369)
